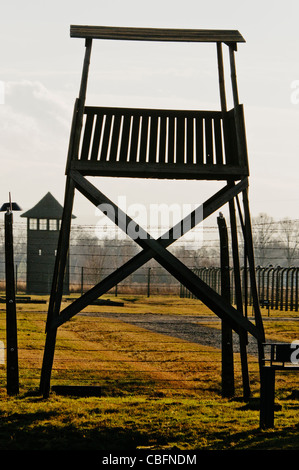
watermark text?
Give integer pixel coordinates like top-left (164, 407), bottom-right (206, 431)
top-left (94, 196), bottom-right (203, 244)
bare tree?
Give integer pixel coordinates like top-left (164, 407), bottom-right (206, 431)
top-left (252, 213), bottom-right (276, 266)
top-left (70, 229), bottom-right (109, 287)
top-left (279, 217), bottom-right (299, 267)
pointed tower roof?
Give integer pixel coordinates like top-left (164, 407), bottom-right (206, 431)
top-left (21, 192), bottom-right (76, 219)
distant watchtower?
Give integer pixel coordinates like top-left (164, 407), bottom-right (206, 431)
top-left (21, 192), bottom-right (75, 295)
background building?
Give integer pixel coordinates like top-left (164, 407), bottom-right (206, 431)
top-left (21, 192), bottom-right (75, 295)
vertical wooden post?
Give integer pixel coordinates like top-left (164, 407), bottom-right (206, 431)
top-left (229, 45), bottom-right (248, 168)
top-left (241, 188), bottom-right (266, 405)
top-left (260, 366), bottom-right (275, 428)
top-left (229, 45), bottom-right (239, 105)
top-left (242, 189), bottom-right (265, 342)
top-left (228, 190), bottom-right (251, 399)
top-left (217, 42), bottom-right (250, 398)
top-left (15, 264), bottom-right (18, 295)
top-left (147, 267), bottom-right (151, 297)
top-left (40, 178), bottom-right (76, 398)
top-left (81, 266), bottom-right (84, 296)
top-left (217, 213), bottom-right (234, 398)
top-left (228, 44), bottom-right (265, 388)
top-left (216, 42), bottom-right (227, 113)
top-left (5, 210), bottom-right (19, 396)
top-left (40, 38), bottom-right (93, 398)
top-left (296, 268), bottom-right (299, 312)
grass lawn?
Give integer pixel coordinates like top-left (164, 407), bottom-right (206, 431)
top-left (0, 295), bottom-right (298, 451)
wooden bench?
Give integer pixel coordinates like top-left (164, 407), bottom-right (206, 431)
top-left (260, 342), bottom-right (299, 428)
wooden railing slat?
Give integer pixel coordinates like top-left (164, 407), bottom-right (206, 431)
top-left (80, 114), bottom-right (94, 160)
top-left (158, 116), bottom-right (167, 163)
top-left (139, 115), bottom-right (149, 163)
top-left (195, 118), bottom-right (203, 164)
top-left (205, 118), bottom-right (213, 164)
top-left (148, 115), bottom-right (158, 163)
top-left (176, 116), bottom-right (185, 164)
top-left (99, 114), bottom-right (112, 161)
top-left (119, 115), bottom-right (131, 162)
top-left (109, 114), bottom-right (121, 162)
top-left (129, 115), bottom-right (140, 162)
top-left (214, 117), bottom-right (223, 165)
top-left (186, 117), bottom-right (194, 164)
top-left (90, 114), bottom-right (103, 161)
top-left (168, 116), bottom-right (175, 164)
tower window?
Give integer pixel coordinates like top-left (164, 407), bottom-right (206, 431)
top-left (39, 219), bottom-right (47, 230)
top-left (38, 249), bottom-right (42, 256)
top-left (49, 219), bottom-right (57, 231)
top-left (29, 218), bottom-right (37, 230)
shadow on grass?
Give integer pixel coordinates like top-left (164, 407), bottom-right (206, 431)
top-left (1, 404), bottom-right (298, 451)
top-left (0, 390), bottom-right (298, 451)
top-left (214, 423), bottom-right (299, 450)
top-left (0, 410), bottom-right (155, 451)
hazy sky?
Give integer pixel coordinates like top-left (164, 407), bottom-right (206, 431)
top-left (1, 0), bottom-right (299, 228)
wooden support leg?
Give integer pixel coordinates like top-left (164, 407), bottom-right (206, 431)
top-left (217, 213), bottom-right (234, 398)
top-left (241, 188), bottom-right (265, 366)
top-left (260, 367), bottom-right (275, 428)
top-left (39, 329), bottom-right (57, 398)
top-left (228, 192), bottom-right (251, 399)
top-left (39, 177), bottom-right (75, 398)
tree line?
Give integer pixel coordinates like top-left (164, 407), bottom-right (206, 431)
top-left (0, 213), bottom-right (298, 288)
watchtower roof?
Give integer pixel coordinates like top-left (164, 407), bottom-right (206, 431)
top-left (21, 192), bottom-right (76, 220)
top-left (70, 25), bottom-right (245, 44)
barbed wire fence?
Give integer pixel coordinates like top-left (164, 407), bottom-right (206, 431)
top-left (0, 219), bottom-right (299, 310)
top-left (0, 219), bottom-right (298, 395)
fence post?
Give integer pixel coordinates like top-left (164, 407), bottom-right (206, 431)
top-left (296, 268), bottom-right (299, 311)
top-left (81, 266), bottom-right (84, 295)
top-left (15, 264), bottom-right (18, 295)
top-left (4, 210), bottom-right (19, 396)
top-left (275, 266), bottom-right (281, 310)
top-left (147, 267), bottom-right (151, 297)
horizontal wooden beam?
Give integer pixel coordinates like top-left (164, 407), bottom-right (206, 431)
top-left (70, 25), bottom-right (245, 44)
top-left (71, 161), bottom-right (249, 180)
top-left (84, 106), bottom-right (223, 119)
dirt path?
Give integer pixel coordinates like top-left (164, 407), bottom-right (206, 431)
top-left (81, 311), bottom-right (261, 356)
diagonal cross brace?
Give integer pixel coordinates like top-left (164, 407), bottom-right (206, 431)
top-left (50, 175), bottom-right (248, 330)
top-left (52, 171), bottom-right (262, 341)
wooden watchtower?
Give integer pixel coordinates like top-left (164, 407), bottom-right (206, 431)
top-left (40, 25), bottom-right (265, 397)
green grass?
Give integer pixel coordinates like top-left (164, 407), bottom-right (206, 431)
top-left (0, 295), bottom-right (298, 450)
top-left (0, 392), bottom-right (298, 450)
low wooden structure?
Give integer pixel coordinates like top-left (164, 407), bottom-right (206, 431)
top-left (40, 25), bottom-right (265, 398)
top-left (260, 343), bottom-right (299, 428)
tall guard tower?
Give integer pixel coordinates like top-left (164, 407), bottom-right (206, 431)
top-left (40, 26), bottom-right (265, 397)
top-left (21, 192), bottom-right (74, 295)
